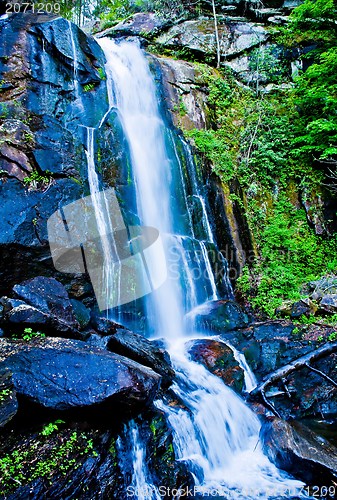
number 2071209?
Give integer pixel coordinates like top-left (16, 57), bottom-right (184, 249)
top-left (6, 3), bottom-right (61, 14)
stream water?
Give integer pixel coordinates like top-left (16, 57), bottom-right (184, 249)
top-left (90, 37), bottom-right (306, 499)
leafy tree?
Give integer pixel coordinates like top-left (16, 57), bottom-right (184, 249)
top-left (280, 0), bottom-right (337, 171)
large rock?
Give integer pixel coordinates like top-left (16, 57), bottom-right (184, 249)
top-left (106, 330), bottom-right (175, 387)
top-left (155, 18), bottom-right (268, 62)
top-left (191, 299), bottom-right (249, 332)
top-left (13, 277), bottom-right (78, 328)
top-left (187, 339), bottom-right (244, 393)
top-left (155, 57), bottom-right (209, 131)
top-left (0, 276), bottom-right (86, 338)
top-left (261, 418), bottom-right (337, 484)
top-left (0, 337), bottom-right (161, 412)
top-left (232, 321), bottom-right (337, 419)
top-left (98, 12), bottom-right (170, 40)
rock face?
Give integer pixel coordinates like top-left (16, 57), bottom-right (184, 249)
top-left (155, 19), bottom-right (268, 62)
top-left (0, 337), bottom-right (161, 412)
top-left (0, 13), bottom-right (127, 299)
top-left (187, 339), bottom-right (244, 393)
top-left (99, 12), bottom-right (170, 39)
top-left (261, 418), bottom-right (337, 485)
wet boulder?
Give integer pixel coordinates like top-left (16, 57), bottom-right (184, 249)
top-left (187, 339), bottom-right (244, 393)
top-left (192, 300), bottom-right (249, 333)
top-left (260, 418), bottom-right (337, 485)
top-left (0, 337), bottom-right (161, 413)
top-left (106, 330), bottom-right (175, 387)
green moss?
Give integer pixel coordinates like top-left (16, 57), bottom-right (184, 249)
top-left (0, 429), bottom-right (98, 495)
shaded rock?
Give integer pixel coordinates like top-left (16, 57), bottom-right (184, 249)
top-left (187, 339), bottom-right (244, 393)
top-left (0, 367), bottom-right (18, 427)
top-left (106, 330), bottom-right (174, 387)
top-left (90, 310), bottom-right (126, 335)
top-left (99, 12), bottom-right (170, 40)
top-left (261, 418), bottom-right (337, 485)
top-left (70, 299), bottom-right (90, 329)
top-left (13, 276), bottom-right (79, 331)
top-left (192, 300), bottom-right (249, 332)
top-left (291, 298), bottom-right (317, 318)
top-left (156, 56), bottom-right (208, 131)
top-left (0, 337), bottom-right (161, 412)
top-left (155, 18), bottom-right (268, 62)
top-left (308, 276), bottom-right (337, 300)
top-left (230, 321), bottom-right (337, 419)
top-left (319, 295), bottom-right (337, 315)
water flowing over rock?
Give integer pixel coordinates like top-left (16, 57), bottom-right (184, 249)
top-left (187, 338), bottom-right (244, 393)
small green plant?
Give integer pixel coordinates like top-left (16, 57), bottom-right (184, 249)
top-left (292, 327), bottom-right (300, 335)
top-left (21, 328), bottom-right (46, 341)
top-left (23, 170), bottom-right (52, 188)
top-left (97, 67), bottom-right (106, 80)
top-left (317, 335), bottom-right (324, 342)
top-left (24, 132), bottom-right (34, 144)
top-left (83, 83), bottom-right (95, 92)
top-left (0, 389), bottom-right (11, 402)
top-left (41, 420), bottom-right (65, 437)
top-left (328, 331), bottom-right (337, 342)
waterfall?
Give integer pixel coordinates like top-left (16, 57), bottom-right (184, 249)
top-left (97, 37), bottom-right (305, 499)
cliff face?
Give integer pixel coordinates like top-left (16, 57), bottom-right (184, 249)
top-left (0, 13), bottom-right (132, 297)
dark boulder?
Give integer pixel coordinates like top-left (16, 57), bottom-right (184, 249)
top-left (89, 310), bottom-right (127, 336)
top-left (106, 330), bottom-right (175, 387)
top-left (231, 321), bottom-right (337, 419)
top-left (70, 299), bottom-right (91, 329)
top-left (10, 276), bottom-right (81, 336)
top-left (186, 339), bottom-right (244, 393)
top-left (0, 337), bottom-right (161, 413)
top-left (261, 418), bottom-right (337, 485)
top-left (0, 367), bottom-right (18, 427)
top-left (192, 300), bottom-right (249, 333)
top-left (290, 298), bottom-right (317, 318)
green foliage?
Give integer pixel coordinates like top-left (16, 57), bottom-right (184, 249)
top-left (14, 327), bottom-right (46, 342)
top-left (237, 198), bottom-right (337, 316)
top-left (41, 420), bottom-right (65, 437)
top-left (83, 83), bottom-right (95, 92)
top-left (276, 0), bottom-right (337, 171)
top-left (23, 170), bottom-right (52, 188)
top-left (0, 429), bottom-right (98, 495)
top-left (0, 389), bottom-right (11, 402)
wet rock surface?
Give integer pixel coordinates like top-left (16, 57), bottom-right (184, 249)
top-left (192, 299), bottom-right (250, 332)
top-left (0, 337), bottom-right (161, 413)
top-left (187, 338), bottom-right (244, 393)
top-left (228, 321), bottom-right (337, 419)
top-left (261, 418), bottom-right (337, 485)
top-left (106, 329), bottom-right (175, 387)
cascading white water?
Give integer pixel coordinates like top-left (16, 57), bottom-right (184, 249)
top-left (98, 37), bottom-right (306, 499)
top-left (85, 126), bottom-right (121, 311)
